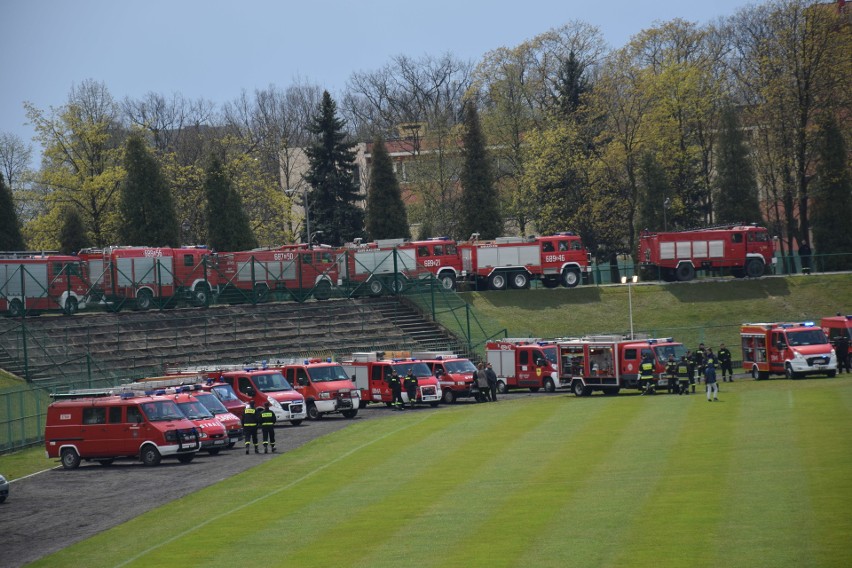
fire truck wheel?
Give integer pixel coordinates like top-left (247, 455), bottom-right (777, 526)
top-left (438, 272), bottom-right (456, 290)
top-left (368, 279), bottom-right (384, 296)
top-left (784, 364), bottom-right (801, 380)
top-left (193, 285), bottom-right (211, 307)
top-left (542, 277), bottom-right (559, 289)
top-left (572, 380), bottom-right (586, 397)
top-left (544, 378), bottom-right (556, 393)
top-left (510, 271), bottom-right (530, 289)
top-left (675, 263), bottom-right (695, 282)
top-left (442, 389), bottom-right (456, 404)
top-left (314, 281), bottom-right (332, 301)
top-left (177, 454), bottom-right (195, 464)
top-left (342, 409), bottom-right (358, 418)
top-left (290, 419), bottom-right (303, 426)
top-left (255, 284), bottom-right (270, 303)
top-left (745, 259), bottom-right (765, 278)
top-left (561, 268), bottom-right (581, 288)
top-left (141, 446), bottom-right (162, 466)
top-left (497, 381), bottom-right (507, 394)
top-left (135, 290), bottom-right (154, 311)
top-left (306, 403), bottom-right (322, 420)
top-left (63, 297), bottom-right (78, 315)
top-left (488, 272), bottom-right (507, 290)
top-left (8, 299), bottom-right (24, 318)
top-left (60, 448), bottom-right (81, 469)
top-left (96, 459), bottom-right (114, 466)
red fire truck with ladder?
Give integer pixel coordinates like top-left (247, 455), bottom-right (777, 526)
top-left (78, 246), bottom-right (217, 310)
top-left (459, 233), bottom-right (591, 290)
top-left (554, 335), bottom-right (687, 396)
top-left (485, 339), bottom-right (561, 393)
top-left (341, 352), bottom-right (442, 407)
top-left (1, 252), bottom-right (90, 316)
top-left (638, 224), bottom-right (775, 282)
top-left (741, 322), bottom-right (837, 380)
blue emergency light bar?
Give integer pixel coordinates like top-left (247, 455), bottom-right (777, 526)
top-left (120, 392), bottom-right (135, 399)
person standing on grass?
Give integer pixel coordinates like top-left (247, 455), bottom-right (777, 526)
top-left (705, 349), bottom-right (719, 401)
top-left (677, 355), bottom-right (691, 395)
top-left (388, 370), bottom-right (405, 410)
top-left (718, 343), bottom-right (733, 382)
top-left (833, 334), bottom-right (850, 374)
top-left (404, 369), bottom-right (418, 408)
top-left (485, 362), bottom-right (498, 402)
top-left (639, 354), bottom-right (655, 395)
top-left (475, 362), bottom-right (490, 402)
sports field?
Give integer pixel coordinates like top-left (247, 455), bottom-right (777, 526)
top-left (31, 376), bottom-right (852, 568)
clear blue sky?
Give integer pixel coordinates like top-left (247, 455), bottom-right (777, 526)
top-left (1, 0), bottom-right (755, 163)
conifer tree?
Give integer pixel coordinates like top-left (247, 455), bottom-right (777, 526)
top-left (366, 137), bottom-right (410, 240)
top-left (119, 134), bottom-right (180, 246)
top-left (0, 172), bottom-right (25, 250)
top-left (204, 154), bottom-right (257, 252)
top-left (58, 208), bottom-right (91, 254)
top-left (304, 91), bottom-right (364, 246)
top-left (714, 106), bottom-right (763, 225)
top-left (637, 152), bottom-right (671, 233)
top-left (811, 115), bottom-right (852, 271)
top-left (459, 102), bottom-right (502, 240)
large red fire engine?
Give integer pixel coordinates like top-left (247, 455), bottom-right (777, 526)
top-left (215, 245), bottom-right (337, 303)
top-left (741, 322), bottom-right (837, 380)
top-left (336, 240), bottom-right (422, 296)
top-left (485, 339), bottom-right (561, 393)
top-left (341, 237), bottom-right (462, 291)
top-left (638, 224), bottom-right (775, 282)
top-left (341, 352), bottom-right (442, 406)
top-left (0, 252), bottom-right (90, 316)
top-left (412, 351), bottom-right (477, 403)
top-left (459, 233), bottom-right (591, 290)
top-left (78, 246), bottom-right (217, 310)
top-left (554, 335), bottom-right (687, 396)
top-left (45, 391), bottom-right (200, 468)
top-left (263, 358), bottom-right (360, 419)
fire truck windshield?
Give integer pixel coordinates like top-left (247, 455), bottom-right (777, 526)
top-left (443, 360), bottom-right (477, 373)
top-left (140, 400), bottom-right (185, 422)
top-left (211, 384), bottom-right (239, 402)
top-left (392, 362), bottom-right (433, 377)
top-left (539, 347), bottom-right (557, 365)
top-left (194, 392), bottom-right (229, 414)
top-left (254, 372), bottom-right (294, 392)
top-left (786, 330), bottom-right (828, 346)
top-left (652, 345), bottom-right (687, 362)
top-left (749, 231), bottom-right (770, 242)
top-left (308, 365), bottom-right (350, 382)
top-left (177, 400), bottom-right (214, 420)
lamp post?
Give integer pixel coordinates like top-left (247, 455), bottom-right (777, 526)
top-left (663, 197), bottom-right (671, 231)
top-left (621, 275), bottom-right (638, 339)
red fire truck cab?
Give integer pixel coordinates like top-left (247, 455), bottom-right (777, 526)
top-left (485, 339), bottom-right (560, 393)
top-left (638, 224), bottom-right (775, 282)
top-left (267, 358), bottom-right (360, 419)
top-left (555, 336), bottom-right (687, 396)
top-left (341, 352), bottom-right (442, 407)
top-left (413, 351), bottom-right (477, 403)
top-left (1, 253), bottom-right (90, 316)
top-left (821, 315), bottom-right (852, 369)
top-left (45, 392), bottom-right (200, 468)
top-left (459, 233), bottom-right (591, 290)
top-left (209, 368), bottom-right (308, 425)
top-left (741, 322), bottom-right (837, 380)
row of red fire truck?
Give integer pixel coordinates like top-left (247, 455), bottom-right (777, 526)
top-left (3, 224), bottom-right (778, 316)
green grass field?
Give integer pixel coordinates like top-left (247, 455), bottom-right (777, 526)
top-left (32, 377), bottom-right (852, 568)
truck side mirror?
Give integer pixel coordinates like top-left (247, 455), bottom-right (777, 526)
top-left (298, 377), bottom-right (308, 386)
top-left (536, 358), bottom-right (545, 366)
top-left (351, 374), bottom-right (356, 381)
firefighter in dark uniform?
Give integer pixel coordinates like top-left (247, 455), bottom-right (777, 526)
top-left (404, 369), bottom-right (418, 408)
top-left (718, 343), bottom-right (733, 382)
top-left (242, 400), bottom-right (259, 454)
top-left (677, 355), bottom-right (691, 395)
top-left (665, 354), bottom-right (678, 394)
top-left (639, 354), bottom-right (655, 395)
top-left (691, 345), bottom-right (706, 386)
top-left (388, 370), bottom-right (405, 410)
top-left (259, 401), bottom-right (277, 453)
top-left (834, 335), bottom-right (850, 374)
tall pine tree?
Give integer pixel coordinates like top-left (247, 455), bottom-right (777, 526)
top-left (58, 208), bottom-right (91, 254)
top-left (304, 91), bottom-right (364, 246)
top-left (0, 172), bottom-right (25, 250)
top-left (366, 137), bottom-right (410, 240)
top-left (459, 102), bottom-right (502, 240)
top-left (119, 134), bottom-right (180, 246)
top-left (811, 115), bottom-right (852, 271)
top-left (714, 106), bottom-right (763, 225)
top-left (204, 154), bottom-right (257, 252)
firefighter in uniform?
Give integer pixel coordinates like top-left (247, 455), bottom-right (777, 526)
top-left (259, 401), bottom-right (277, 453)
top-left (834, 335), bottom-right (850, 374)
top-left (665, 354), bottom-right (678, 394)
top-left (639, 354), bottom-right (655, 395)
top-left (691, 345), bottom-right (706, 386)
top-left (242, 400), bottom-right (260, 454)
top-left (388, 370), bottom-right (405, 410)
top-left (718, 343), bottom-right (733, 382)
top-left (403, 369), bottom-right (418, 408)
top-left (677, 355), bottom-right (691, 395)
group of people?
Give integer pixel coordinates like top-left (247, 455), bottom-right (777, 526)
top-left (241, 399), bottom-right (277, 454)
top-left (645, 342), bottom-right (734, 401)
top-left (386, 369), bottom-right (421, 410)
top-left (473, 362), bottom-right (498, 402)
